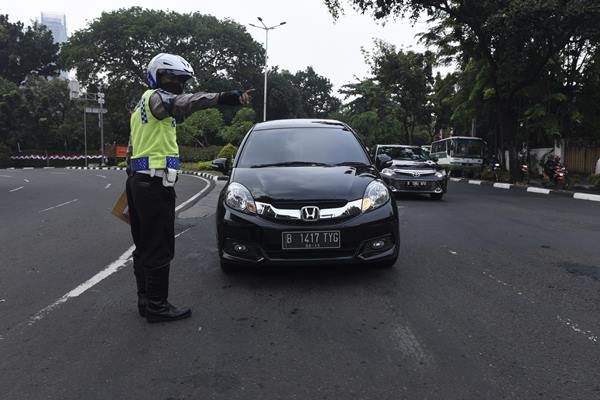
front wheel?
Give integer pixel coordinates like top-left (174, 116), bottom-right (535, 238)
top-left (430, 193), bottom-right (444, 200)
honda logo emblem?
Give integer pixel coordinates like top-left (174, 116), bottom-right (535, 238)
top-left (301, 206), bottom-right (320, 222)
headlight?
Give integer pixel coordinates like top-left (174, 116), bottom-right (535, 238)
top-left (362, 181), bottom-right (389, 212)
top-left (435, 170), bottom-right (446, 178)
top-left (381, 168), bottom-right (394, 176)
top-left (225, 183), bottom-right (257, 214)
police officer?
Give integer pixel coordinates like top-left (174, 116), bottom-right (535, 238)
top-left (127, 53), bottom-right (252, 323)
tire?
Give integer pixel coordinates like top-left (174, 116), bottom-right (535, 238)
top-left (430, 193), bottom-right (444, 200)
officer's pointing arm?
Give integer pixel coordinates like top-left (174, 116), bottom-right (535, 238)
top-left (148, 90), bottom-right (251, 123)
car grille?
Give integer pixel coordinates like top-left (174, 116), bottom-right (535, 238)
top-left (269, 200), bottom-right (348, 209)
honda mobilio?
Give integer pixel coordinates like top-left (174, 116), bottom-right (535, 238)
top-left (211, 119), bottom-right (400, 272)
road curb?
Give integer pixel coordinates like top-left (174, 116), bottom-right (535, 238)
top-left (450, 177), bottom-right (600, 203)
top-left (64, 166), bottom-right (220, 181)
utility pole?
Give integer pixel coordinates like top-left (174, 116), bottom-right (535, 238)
top-left (249, 17), bottom-right (286, 122)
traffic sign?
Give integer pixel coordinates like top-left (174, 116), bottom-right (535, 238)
top-left (85, 107), bottom-right (108, 114)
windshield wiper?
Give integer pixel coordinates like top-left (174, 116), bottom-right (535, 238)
top-left (334, 161), bottom-right (370, 167)
top-left (250, 161), bottom-right (332, 168)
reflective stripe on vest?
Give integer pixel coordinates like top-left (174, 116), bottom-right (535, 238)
top-left (130, 89), bottom-right (179, 170)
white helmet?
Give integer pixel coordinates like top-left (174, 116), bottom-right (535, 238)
top-left (147, 53), bottom-right (194, 89)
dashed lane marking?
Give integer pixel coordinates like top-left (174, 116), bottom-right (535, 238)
top-left (557, 315), bottom-right (598, 344)
top-left (39, 199), bottom-right (79, 213)
top-left (104, 183), bottom-right (111, 190)
top-left (96, 174), bottom-right (107, 179)
top-left (26, 175), bottom-right (210, 327)
top-left (24, 179), bottom-right (29, 183)
top-left (0, 175), bottom-right (12, 178)
top-left (9, 186), bottom-right (24, 193)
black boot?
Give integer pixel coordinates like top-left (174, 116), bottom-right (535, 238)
top-left (134, 263), bottom-right (146, 317)
top-left (145, 264), bottom-right (191, 323)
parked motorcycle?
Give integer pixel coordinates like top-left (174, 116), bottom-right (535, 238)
top-left (543, 156), bottom-right (569, 188)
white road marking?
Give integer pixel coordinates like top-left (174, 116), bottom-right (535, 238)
top-left (449, 250), bottom-right (457, 255)
top-left (9, 186), bottom-right (24, 192)
top-left (468, 180), bottom-right (482, 185)
top-left (96, 174), bottom-right (107, 179)
top-left (493, 183), bottom-right (511, 189)
top-left (24, 179), bottom-right (30, 183)
top-left (27, 176), bottom-right (210, 326)
top-left (573, 193), bottom-right (600, 202)
top-left (391, 325), bottom-right (433, 369)
top-left (104, 183), bottom-right (111, 190)
top-left (527, 187), bottom-right (550, 194)
top-left (483, 271), bottom-right (536, 305)
top-left (23, 167), bottom-right (34, 170)
top-left (0, 175), bottom-right (12, 178)
top-left (556, 315), bottom-right (598, 344)
top-left (39, 199), bottom-right (79, 213)
top-left (450, 177), bottom-right (462, 182)
top-left (50, 172), bottom-right (67, 175)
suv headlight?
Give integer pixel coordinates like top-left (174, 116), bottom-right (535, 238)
top-left (381, 168), bottom-right (394, 176)
top-left (225, 183), bottom-right (257, 214)
top-left (362, 181), bottom-right (389, 212)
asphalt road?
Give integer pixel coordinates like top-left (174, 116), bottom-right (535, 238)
top-left (1, 171), bottom-right (599, 400)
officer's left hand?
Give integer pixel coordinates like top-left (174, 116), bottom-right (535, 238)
top-left (239, 89), bottom-right (255, 105)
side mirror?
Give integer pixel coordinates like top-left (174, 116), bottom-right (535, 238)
top-left (376, 154), bottom-right (393, 170)
top-left (211, 157), bottom-right (229, 175)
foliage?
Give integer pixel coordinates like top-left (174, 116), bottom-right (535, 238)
top-left (292, 66), bottom-right (342, 118)
top-left (178, 145), bottom-right (222, 162)
top-left (589, 174), bottom-right (600, 190)
top-left (217, 143), bottom-right (238, 163)
top-left (0, 142), bottom-right (10, 167)
top-left (0, 15), bottom-right (59, 84)
top-left (326, 0), bottom-right (600, 177)
top-left (218, 108), bottom-right (255, 144)
top-left (197, 161), bottom-right (213, 171)
top-left (177, 108), bottom-right (224, 147)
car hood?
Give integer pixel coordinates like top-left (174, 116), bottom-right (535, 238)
top-left (231, 166), bottom-right (377, 203)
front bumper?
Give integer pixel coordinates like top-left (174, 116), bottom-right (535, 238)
top-left (382, 175), bottom-right (448, 194)
top-left (217, 201), bottom-right (399, 266)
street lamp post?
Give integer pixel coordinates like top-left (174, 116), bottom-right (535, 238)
top-left (249, 17), bottom-right (286, 122)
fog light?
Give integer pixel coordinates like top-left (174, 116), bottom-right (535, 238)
top-left (370, 240), bottom-right (386, 250)
top-left (233, 243), bottom-right (248, 253)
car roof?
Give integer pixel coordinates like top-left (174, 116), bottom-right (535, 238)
top-left (252, 119), bottom-right (349, 131)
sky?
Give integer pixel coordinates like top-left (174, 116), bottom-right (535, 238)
top-left (2, 1), bottom-right (442, 96)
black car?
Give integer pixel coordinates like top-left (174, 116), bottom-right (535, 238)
top-left (374, 145), bottom-right (448, 200)
top-left (211, 119), bottom-right (400, 272)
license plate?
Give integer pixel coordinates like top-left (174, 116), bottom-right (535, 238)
top-left (282, 231), bottom-right (341, 250)
top-left (406, 181), bottom-right (428, 187)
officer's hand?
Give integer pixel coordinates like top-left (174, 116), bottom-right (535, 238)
top-left (239, 89), bottom-right (255, 106)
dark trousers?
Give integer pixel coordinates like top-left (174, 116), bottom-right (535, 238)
top-left (125, 173), bottom-right (176, 295)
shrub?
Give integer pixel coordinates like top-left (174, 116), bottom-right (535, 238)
top-left (589, 174), bottom-right (600, 189)
top-left (117, 160), bottom-right (128, 168)
top-left (217, 143), bottom-right (238, 162)
top-left (0, 143), bottom-right (10, 168)
top-left (197, 161), bottom-right (213, 171)
top-left (179, 145), bottom-right (222, 162)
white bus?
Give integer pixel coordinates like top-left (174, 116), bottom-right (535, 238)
top-left (430, 136), bottom-right (485, 173)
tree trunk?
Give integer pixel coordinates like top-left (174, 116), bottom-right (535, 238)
top-left (497, 101), bottom-right (520, 182)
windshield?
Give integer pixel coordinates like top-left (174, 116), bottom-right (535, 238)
top-left (377, 146), bottom-right (431, 161)
top-left (451, 139), bottom-right (484, 158)
top-left (236, 128), bottom-right (370, 168)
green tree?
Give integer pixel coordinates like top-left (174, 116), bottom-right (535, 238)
top-left (326, 0), bottom-right (600, 176)
top-left (218, 108), bottom-right (256, 144)
top-left (0, 15), bottom-right (59, 84)
top-left (292, 66), bottom-right (341, 118)
top-left (60, 7), bottom-right (265, 145)
top-left (178, 108), bottom-right (224, 147)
